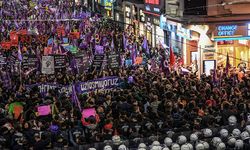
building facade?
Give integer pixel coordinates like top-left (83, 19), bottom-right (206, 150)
top-left (184, 0), bottom-right (250, 75)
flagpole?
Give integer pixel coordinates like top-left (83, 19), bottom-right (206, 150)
top-left (19, 62), bottom-right (22, 84)
top-left (18, 42), bottom-right (23, 84)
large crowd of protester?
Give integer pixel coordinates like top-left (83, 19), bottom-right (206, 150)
top-left (0, 1), bottom-right (250, 150)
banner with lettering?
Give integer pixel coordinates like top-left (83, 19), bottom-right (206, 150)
top-left (75, 53), bottom-right (90, 73)
top-left (19, 35), bottom-right (48, 44)
top-left (108, 52), bottom-right (120, 69)
top-left (37, 105), bottom-right (51, 116)
top-left (25, 83), bottom-right (72, 97)
top-left (0, 53), bottom-right (7, 65)
top-left (7, 53), bottom-right (20, 72)
top-left (25, 77), bottom-right (121, 96)
top-left (22, 54), bottom-right (39, 70)
top-left (53, 54), bottom-right (66, 72)
top-left (75, 76), bottom-right (120, 94)
top-left (92, 54), bottom-right (104, 70)
top-left (42, 56), bottom-right (55, 74)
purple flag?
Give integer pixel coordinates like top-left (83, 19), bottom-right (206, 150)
top-left (71, 84), bottom-right (82, 112)
top-left (225, 53), bottom-right (230, 75)
top-left (70, 57), bottom-right (78, 74)
top-left (95, 45), bottom-right (104, 54)
top-left (131, 43), bottom-right (137, 64)
top-left (123, 33), bottom-right (127, 50)
top-left (162, 55), bottom-right (170, 76)
top-left (18, 43), bottom-right (22, 62)
top-left (111, 36), bottom-right (114, 51)
top-left (142, 36), bottom-right (149, 54)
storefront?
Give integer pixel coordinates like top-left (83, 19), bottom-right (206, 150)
top-left (214, 23), bottom-right (250, 68)
top-left (143, 0), bottom-right (164, 47)
top-left (188, 23), bottom-right (250, 76)
top-left (188, 25), bottom-right (215, 75)
top-left (160, 15), bottom-right (191, 64)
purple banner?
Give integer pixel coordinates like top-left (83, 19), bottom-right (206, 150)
top-left (75, 76), bottom-right (120, 94)
top-left (25, 83), bottom-right (72, 96)
top-left (25, 76), bottom-right (121, 96)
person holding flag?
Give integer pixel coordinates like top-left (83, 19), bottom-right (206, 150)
top-left (142, 36), bottom-right (150, 57)
top-left (225, 53), bottom-right (230, 76)
top-left (169, 44), bottom-right (176, 69)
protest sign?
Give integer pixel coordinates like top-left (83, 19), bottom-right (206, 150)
top-left (92, 54), bottom-right (104, 70)
top-left (26, 83), bottom-right (72, 97)
top-left (22, 55), bottom-right (39, 70)
top-left (108, 52), bottom-right (120, 69)
top-left (53, 55), bottom-right (66, 72)
top-left (75, 53), bottom-right (90, 73)
top-left (82, 108), bottom-right (96, 118)
top-left (38, 105), bottom-right (51, 116)
top-left (7, 53), bottom-right (20, 72)
top-left (101, 54), bottom-right (108, 70)
top-left (42, 56), bottom-right (55, 74)
top-left (0, 53), bottom-right (7, 65)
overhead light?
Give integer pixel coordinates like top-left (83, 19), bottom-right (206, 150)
top-left (221, 2), bottom-right (226, 6)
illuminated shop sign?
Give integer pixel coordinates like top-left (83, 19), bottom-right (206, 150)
top-left (217, 25), bottom-right (237, 36)
top-left (98, 0), bottom-right (112, 10)
top-left (160, 15), bottom-right (176, 32)
top-left (146, 5), bottom-right (151, 11)
top-left (144, 0), bottom-right (164, 14)
top-left (177, 23), bottom-right (191, 39)
top-left (145, 0), bottom-right (160, 5)
top-left (215, 23), bottom-right (250, 40)
top-left (104, 0), bottom-right (112, 10)
top-left (153, 7), bottom-right (160, 13)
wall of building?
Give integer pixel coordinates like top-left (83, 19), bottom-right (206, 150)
top-left (207, 0), bottom-right (250, 16)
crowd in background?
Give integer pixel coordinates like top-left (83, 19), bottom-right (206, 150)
top-left (1, 0), bottom-right (250, 150)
